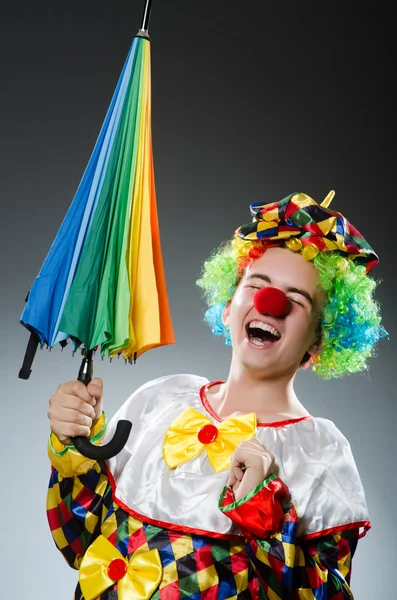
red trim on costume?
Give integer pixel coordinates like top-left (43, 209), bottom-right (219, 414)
top-left (105, 464), bottom-right (242, 541)
top-left (298, 520), bottom-right (371, 541)
top-left (200, 382), bottom-right (312, 428)
top-left (220, 477), bottom-right (289, 539)
top-left (105, 464), bottom-right (370, 543)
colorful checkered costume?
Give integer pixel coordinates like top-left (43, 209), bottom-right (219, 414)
top-left (47, 375), bottom-right (365, 599)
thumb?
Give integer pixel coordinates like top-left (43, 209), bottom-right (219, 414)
top-left (87, 377), bottom-right (103, 395)
top-left (87, 378), bottom-right (104, 419)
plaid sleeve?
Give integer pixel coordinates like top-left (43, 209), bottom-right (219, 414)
top-left (220, 478), bottom-right (359, 598)
top-left (46, 414), bottom-right (112, 570)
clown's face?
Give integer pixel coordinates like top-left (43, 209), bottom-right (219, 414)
top-left (222, 247), bottom-right (325, 379)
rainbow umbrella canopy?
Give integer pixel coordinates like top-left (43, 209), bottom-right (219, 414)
top-left (19, 0), bottom-right (174, 457)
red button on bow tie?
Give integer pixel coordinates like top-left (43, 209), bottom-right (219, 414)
top-left (108, 558), bottom-right (128, 581)
top-left (198, 424), bottom-right (218, 444)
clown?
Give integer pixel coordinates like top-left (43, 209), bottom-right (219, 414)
top-left (47, 191), bottom-right (386, 599)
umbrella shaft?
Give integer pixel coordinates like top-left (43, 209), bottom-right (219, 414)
top-left (140, 0), bottom-right (153, 32)
top-left (77, 350), bottom-right (93, 386)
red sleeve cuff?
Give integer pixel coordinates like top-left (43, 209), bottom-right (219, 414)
top-left (219, 474), bottom-right (290, 539)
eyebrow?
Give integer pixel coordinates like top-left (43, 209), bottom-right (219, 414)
top-left (245, 273), bottom-right (314, 305)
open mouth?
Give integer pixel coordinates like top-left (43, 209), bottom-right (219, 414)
top-left (245, 320), bottom-right (281, 347)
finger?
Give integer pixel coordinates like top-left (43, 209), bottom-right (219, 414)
top-left (87, 378), bottom-right (104, 420)
top-left (232, 443), bottom-right (273, 462)
top-left (228, 471), bottom-right (237, 487)
top-left (231, 447), bottom-right (256, 466)
top-left (49, 406), bottom-right (94, 429)
top-left (230, 464), bottom-right (245, 481)
top-left (232, 479), bottom-right (240, 493)
top-left (237, 438), bottom-right (268, 452)
top-left (54, 435), bottom-right (73, 446)
top-left (49, 394), bottom-right (96, 419)
top-left (58, 380), bottom-right (95, 405)
top-left (87, 378), bottom-right (103, 402)
top-left (227, 471), bottom-right (241, 489)
top-left (51, 418), bottom-right (91, 440)
top-left (227, 460), bottom-right (244, 486)
top-left (232, 448), bottom-right (274, 473)
top-left (249, 438), bottom-right (268, 451)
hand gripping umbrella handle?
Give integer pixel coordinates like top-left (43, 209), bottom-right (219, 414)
top-left (72, 351), bottom-right (132, 460)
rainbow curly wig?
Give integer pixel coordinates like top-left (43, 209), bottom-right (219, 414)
top-left (196, 192), bottom-right (387, 380)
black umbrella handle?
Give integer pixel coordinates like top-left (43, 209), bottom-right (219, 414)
top-left (72, 350), bottom-right (132, 460)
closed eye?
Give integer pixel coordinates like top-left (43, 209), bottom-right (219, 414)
top-left (247, 287), bottom-right (305, 306)
top-left (289, 298), bottom-right (305, 307)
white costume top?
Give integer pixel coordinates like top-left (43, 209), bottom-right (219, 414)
top-left (104, 373), bottom-right (369, 539)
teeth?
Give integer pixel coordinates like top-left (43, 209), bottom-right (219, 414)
top-left (250, 338), bottom-right (266, 346)
top-left (248, 321), bottom-right (281, 338)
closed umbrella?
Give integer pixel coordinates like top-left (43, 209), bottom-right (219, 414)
top-left (19, 0), bottom-right (175, 459)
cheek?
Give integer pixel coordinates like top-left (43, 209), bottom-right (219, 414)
top-left (287, 308), bottom-right (316, 340)
top-left (232, 292), bottom-right (254, 316)
top-left (235, 286), bottom-right (257, 306)
top-left (297, 311), bottom-right (321, 345)
top-left (227, 294), bottom-right (252, 328)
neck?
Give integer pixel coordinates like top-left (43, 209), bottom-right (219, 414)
top-left (207, 359), bottom-right (309, 422)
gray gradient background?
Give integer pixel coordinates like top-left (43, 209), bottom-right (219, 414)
top-left (1, 1), bottom-right (395, 597)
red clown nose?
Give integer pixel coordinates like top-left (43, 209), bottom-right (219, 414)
top-left (253, 287), bottom-right (289, 318)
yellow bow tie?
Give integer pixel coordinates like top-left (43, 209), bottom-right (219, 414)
top-left (163, 407), bottom-right (257, 472)
top-left (79, 535), bottom-right (162, 600)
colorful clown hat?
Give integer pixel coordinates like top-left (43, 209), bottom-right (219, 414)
top-left (235, 191), bottom-right (378, 272)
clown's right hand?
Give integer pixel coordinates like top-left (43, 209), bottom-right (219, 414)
top-left (48, 378), bottom-right (104, 446)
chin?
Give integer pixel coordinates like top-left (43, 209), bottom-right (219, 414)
top-left (247, 362), bottom-right (297, 380)
top-left (240, 354), bottom-right (281, 374)
top-left (233, 339), bottom-right (302, 378)
top-left (239, 349), bottom-right (297, 379)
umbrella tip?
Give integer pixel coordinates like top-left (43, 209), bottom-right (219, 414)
top-left (136, 29), bottom-right (150, 40)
